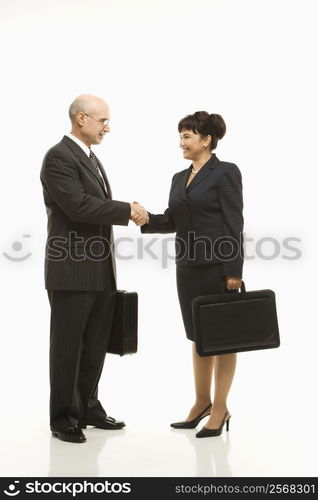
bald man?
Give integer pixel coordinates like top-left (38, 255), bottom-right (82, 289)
top-left (40, 95), bottom-right (148, 443)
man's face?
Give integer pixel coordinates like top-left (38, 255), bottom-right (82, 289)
top-left (80, 102), bottom-right (110, 146)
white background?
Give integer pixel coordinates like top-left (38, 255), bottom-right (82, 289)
top-left (0, 0), bottom-right (317, 477)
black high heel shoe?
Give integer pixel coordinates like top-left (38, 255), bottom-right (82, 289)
top-left (170, 403), bottom-right (212, 429)
top-left (196, 411), bottom-right (231, 438)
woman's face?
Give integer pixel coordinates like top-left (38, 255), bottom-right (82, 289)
top-left (179, 129), bottom-right (210, 161)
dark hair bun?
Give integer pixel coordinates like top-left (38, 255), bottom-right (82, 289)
top-left (178, 111), bottom-right (226, 150)
top-left (210, 114), bottom-right (226, 140)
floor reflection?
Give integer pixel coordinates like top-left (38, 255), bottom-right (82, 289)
top-left (172, 428), bottom-right (232, 477)
top-left (48, 428), bottom-right (126, 477)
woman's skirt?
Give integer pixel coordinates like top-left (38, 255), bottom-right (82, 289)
top-left (176, 263), bottom-right (224, 341)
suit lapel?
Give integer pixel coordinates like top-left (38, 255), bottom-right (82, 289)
top-left (186, 154), bottom-right (219, 193)
top-left (80, 155), bottom-right (106, 192)
top-left (95, 157), bottom-right (112, 198)
top-left (62, 136), bottom-right (109, 196)
top-left (177, 168), bottom-right (191, 201)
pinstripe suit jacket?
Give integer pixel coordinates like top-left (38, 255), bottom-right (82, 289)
top-left (141, 154), bottom-right (244, 278)
top-left (40, 136), bottom-right (131, 290)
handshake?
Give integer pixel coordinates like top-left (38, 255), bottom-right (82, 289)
top-left (130, 202), bottom-right (149, 226)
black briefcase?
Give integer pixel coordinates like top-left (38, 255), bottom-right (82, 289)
top-left (192, 281), bottom-right (280, 357)
top-left (107, 290), bottom-right (138, 356)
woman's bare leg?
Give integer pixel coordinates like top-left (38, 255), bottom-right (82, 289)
top-left (186, 343), bottom-right (214, 420)
top-left (204, 353), bottom-right (237, 428)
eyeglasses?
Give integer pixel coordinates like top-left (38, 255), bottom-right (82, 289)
top-left (83, 113), bottom-right (110, 127)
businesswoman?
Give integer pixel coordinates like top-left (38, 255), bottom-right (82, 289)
top-left (137, 112), bottom-right (244, 438)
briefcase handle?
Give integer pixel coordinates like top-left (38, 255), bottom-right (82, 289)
top-left (219, 280), bottom-right (246, 301)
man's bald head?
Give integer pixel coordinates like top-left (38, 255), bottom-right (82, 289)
top-left (68, 94), bottom-right (110, 147)
top-left (69, 94), bottom-right (109, 124)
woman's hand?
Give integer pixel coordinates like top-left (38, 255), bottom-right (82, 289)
top-left (225, 276), bottom-right (242, 290)
top-left (130, 201), bottom-right (149, 226)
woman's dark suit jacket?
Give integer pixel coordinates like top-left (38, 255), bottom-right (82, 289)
top-left (141, 154), bottom-right (244, 278)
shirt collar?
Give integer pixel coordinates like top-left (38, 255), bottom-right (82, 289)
top-left (66, 133), bottom-right (91, 157)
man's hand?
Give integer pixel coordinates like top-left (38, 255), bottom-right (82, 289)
top-left (130, 202), bottom-right (149, 226)
top-left (225, 276), bottom-right (242, 290)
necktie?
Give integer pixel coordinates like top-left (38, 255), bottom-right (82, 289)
top-left (89, 150), bottom-right (108, 194)
top-left (89, 150), bottom-right (100, 174)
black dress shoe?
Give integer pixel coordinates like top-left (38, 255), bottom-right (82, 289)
top-left (196, 412), bottom-right (231, 438)
top-left (170, 403), bottom-right (212, 429)
top-left (79, 416), bottom-right (126, 430)
top-left (52, 426), bottom-right (86, 443)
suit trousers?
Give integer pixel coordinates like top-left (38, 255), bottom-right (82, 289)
top-left (47, 273), bottom-right (116, 431)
